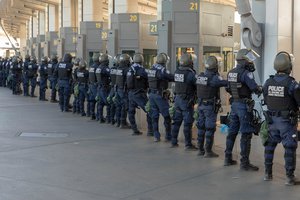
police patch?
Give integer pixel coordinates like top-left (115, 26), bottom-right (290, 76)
top-left (268, 85), bottom-right (285, 97)
top-left (174, 73), bottom-right (184, 82)
top-left (110, 69), bottom-right (117, 75)
top-left (28, 65), bottom-right (32, 69)
top-left (196, 76), bottom-right (208, 85)
top-left (59, 63), bottom-right (66, 68)
top-left (89, 68), bottom-right (94, 73)
top-left (116, 69), bottom-right (123, 76)
top-left (228, 72), bottom-right (238, 82)
top-left (247, 72), bottom-right (254, 79)
top-left (48, 64), bottom-right (52, 68)
top-left (147, 69), bottom-right (156, 78)
top-left (77, 72), bottom-right (84, 77)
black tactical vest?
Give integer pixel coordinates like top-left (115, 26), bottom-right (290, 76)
top-left (110, 67), bottom-right (117, 86)
top-left (27, 63), bottom-right (37, 77)
top-left (265, 76), bottom-right (297, 111)
top-left (116, 66), bottom-right (127, 89)
top-left (77, 69), bottom-right (88, 84)
top-left (174, 68), bottom-right (195, 95)
top-left (196, 73), bottom-right (218, 99)
top-left (47, 62), bottom-right (57, 76)
top-left (57, 63), bottom-right (70, 79)
top-left (126, 66), bottom-right (147, 90)
top-left (88, 65), bottom-right (97, 83)
top-left (39, 64), bottom-right (48, 78)
top-left (227, 67), bottom-right (252, 99)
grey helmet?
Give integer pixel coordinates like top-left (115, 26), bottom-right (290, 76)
top-left (73, 57), bottom-right (81, 66)
top-left (274, 51), bottom-right (293, 74)
top-left (63, 53), bottom-right (72, 63)
top-left (99, 53), bottom-right (109, 64)
top-left (25, 54), bottom-right (30, 61)
top-left (79, 60), bottom-right (87, 69)
top-left (12, 56), bottom-right (18, 64)
top-left (156, 53), bottom-right (168, 65)
top-left (92, 53), bottom-right (100, 62)
top-left (205, 56), bottom-right (221, 70)
top-left (51, 55), bottom-right (58, 62)
top-left (119, 54), bottom-right (131, 65)
top-left (236, 48), bottom-right (260, 62)
top-left (179, 53), bottom-right (195, 67)
top-left (30, 56), bottom-right (37, 64)
top-left (41, 56), bottom-right (49, 64)
top-left (112, 54), bottom-right (121, 67)
top-left (133, 53), bottom-right (144, 64)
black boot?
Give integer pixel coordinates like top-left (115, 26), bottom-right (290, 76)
top-left (197, 136), bottom-right (205, 156)
top-left (264, 165), bottom-right (273, 181)
top-left (132, 129), bottom-right (143, 136)
top-left (204, 135), bottom-right (219, 158)
top-left (285, 175), bottom-right (296, 186)
top-left (240, 134), bottom-right (259, 171)
top-left (224, 157), bottom-right (237, 166)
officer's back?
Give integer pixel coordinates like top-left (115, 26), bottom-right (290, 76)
top-left (56, 54), bottom-right (73, 80)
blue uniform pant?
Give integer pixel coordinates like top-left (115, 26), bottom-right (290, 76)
top-left (225, 102), bottom-right (255, 164)
top-left (12, 74), bottom-right (21, 94)
top-left (88, 84), bottom-right (98, 118)
top-left (97, 86), bottom-right (111, 121)
top-left (78, 84), bottom-right (88, 115)
top-left (171, 96), bottom-right (194, 147)
top-left (149, 92), bottom-right (171, 140)
top-left (39, 77), bottom-right (47, 100)
top-left (109, 87), bottom-right (117, 123)
top-left (58, 80), bottom-right (71, 112)
top-left (264, 116), bottom-right (298, 176)
top-left (2, 72), bottom-right (7, 87)
top-left (115, 89), bottom-right (128, 125)
top-left (49, 77), bottom-right (57, 101)
top-left (196, 104), bottom-right (217, 152)
top-left (128, 91), bottom-right (153, 133)
top-left (24, 76), bottom-right (37, 96)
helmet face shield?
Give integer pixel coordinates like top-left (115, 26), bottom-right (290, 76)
top-left (244, 49), bottom-right (260, 62)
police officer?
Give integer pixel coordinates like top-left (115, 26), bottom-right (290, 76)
top-left (10, 56), bottom-right (23, 95)
top-left (38, 56), bottom-right (49, 101)
top-left (115, 54), bottom-right (131, 128)
top-left (72, 58), bottom-right (81, 114)
top-left (55, 53), bottom-right (73, 112)
top-left (263, 52), bottom-right (300, 185)
top-left (196, 56), bottom-right (227, 157)
top-left (108, 55), bottom-right (120, 125)
top-left (224, 48), bottom-right (262, 170)
top-left (26, 56), bottom-right (38, 97)
top-left (6, 57), bottom-right (12, 89)
top-left (1, 58), bottom-right (8, 87)
top-left (171, 53), bottom-right (197, 150)
top-left (48, 55), bottom-right (59, 103)
top-left (75, 59), bottom-right (89, 116)
top-left (22, 55), bottom-right (31, 96)
top-left (95, 54), bottom-right (111, 123)
top-left (88, 53), bottom-right (100, 120)
top-left (127, 53), bottom-right (153, 135)
top-left (148, 53), bottom-right (174, 142)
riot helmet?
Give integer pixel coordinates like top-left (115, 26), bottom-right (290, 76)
top-left (236, 48), bottom-right (260, 62)
top-left (73, 57), bottom-right (81, 66)
top-left (156, 53), bottom-right (169, 65)
top-left (112, 54), bottom-right (121, 67)
top-left (63, 53), bottom-right (72, 63)
top-left (51, 55), bottom-right (58, 62)
top-left (92, 53), bottom-right (100, 63)
top-left (41, 56), bottom-right (49, 64)
top-left (30, 56), bottom-right (37, 63)
top-left (25, 55), bottom-right (30, 61)
top-left (79, 60), bottom-right (87, 69)
top-left (133, 53), bottom-right (144, 64)
top-left (179, 53), bottom-right (196, 68)
top-left (205, 56), bottom-right (222, 71)
top-left (99, 53), bottom-right (109, 64)
top-left (12, 56), bottom-right (18, 64)
top-left (119, 54), bottom-right (132, 66)
top-left (274, 51), bottom-right (294, 74)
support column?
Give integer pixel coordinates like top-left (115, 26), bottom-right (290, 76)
top-left (48, 5), bottom-right (59, 32)
top-left (38, 11), bottom-right (46, 35)
top-left (82, 0), bottom-right (104, 22)
top-left (62, 0), bottom-right (72, 27)
top-left (293, 0), bottom-right (300, 80)
top-left (262, 0), bottom-right (293, 81)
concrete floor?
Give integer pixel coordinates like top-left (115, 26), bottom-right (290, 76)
top-left (0, 87), bottom-right (299, 200)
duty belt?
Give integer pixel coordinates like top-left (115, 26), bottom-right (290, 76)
top-left (200, 99), bottom-right (214, 105)
top-left (267, 110), bottom-right (291, 117)
top-left (149, 89), bottom-right (163, 95)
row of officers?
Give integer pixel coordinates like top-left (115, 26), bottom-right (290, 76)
top-left (1, 48), bottom-right (300, 186)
